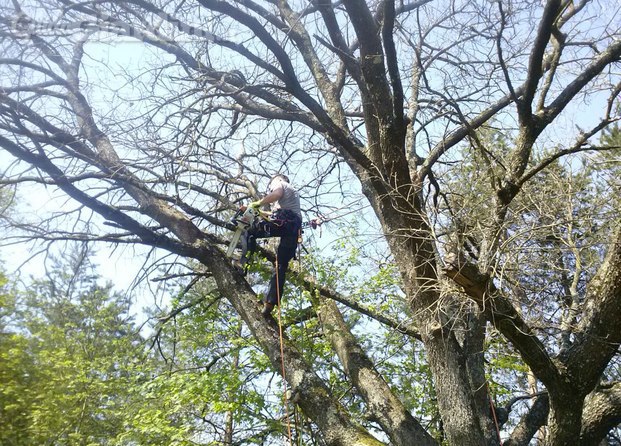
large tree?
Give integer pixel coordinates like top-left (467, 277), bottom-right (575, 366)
top-left (1, 0), bottom-right (620, 444)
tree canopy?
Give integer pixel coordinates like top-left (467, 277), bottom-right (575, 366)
top-left (1, 0), bottom-right (620, 444)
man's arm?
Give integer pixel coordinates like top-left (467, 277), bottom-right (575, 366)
top-left (255, 186), bottom-right (283, 206)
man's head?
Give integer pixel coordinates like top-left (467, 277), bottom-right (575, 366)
top-left (270, 173), bottom-right (290, 184)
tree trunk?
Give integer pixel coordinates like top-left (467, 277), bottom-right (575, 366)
top-left (381, 205), bottom-right (493, 445)
top-left (545, 396), bottom-right (584, 446)
top-left (424, 330), bottom-right (489, 445)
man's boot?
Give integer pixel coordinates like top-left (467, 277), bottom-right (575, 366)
top-left (261, 302), bottom-right (274, 316)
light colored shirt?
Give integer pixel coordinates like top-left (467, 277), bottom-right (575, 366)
top-left (268, 177), bottom-right (301, 219)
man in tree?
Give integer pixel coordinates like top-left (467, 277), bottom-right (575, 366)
top-left (2, 0), bottom-right (621, 442)
top-left (240, 174), bottom-right (302, 315)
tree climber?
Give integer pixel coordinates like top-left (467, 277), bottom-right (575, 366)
top-left (240, 174), bottom-right (302, 315)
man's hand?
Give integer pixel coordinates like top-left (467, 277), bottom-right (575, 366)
top-left (250, 200), bottom-right (262, 209)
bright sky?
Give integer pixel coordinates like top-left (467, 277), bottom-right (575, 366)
top-left (0, 40), bottom-right (158, 294)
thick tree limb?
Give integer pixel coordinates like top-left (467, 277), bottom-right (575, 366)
top-left (442, 254), bottom-right (561, 388)
top-left (503, 383), bottom-right (621, 446)
top-left (316, 297), bottom-right (437, 446)
top-left (580, 382), bottom-right (621, 445)
top-left (503, 393), bottom-right (549, 446)
top-left (520, 0), bottom-right (562, 119)
top-left (540, 39), bottom-right (621, 125)
top-left (564, 224), bottom-right (621, 394)
top-left (381, 0), bottom-right (405, 145)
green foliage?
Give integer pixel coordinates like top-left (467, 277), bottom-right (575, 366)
top-left (127, 277), bottom-right (282, 444)
top-left (0, 269), bottom-right (30, 444)
top-left (0, 187), bottom-right (534, 445)
top-left (0, 185), bottom-right (14, 219)
top-left (600, 120), bottom-right (621, 150)
top-left (0, 248), bottom-right (142, 445)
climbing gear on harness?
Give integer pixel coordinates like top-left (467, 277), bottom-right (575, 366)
top-left (304, 217), bottom-right (323, 230)
top-left (226, 205), bottom-right (259, 258)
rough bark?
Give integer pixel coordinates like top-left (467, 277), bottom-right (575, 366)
top-left (581, 383), bottom-right (621, 446)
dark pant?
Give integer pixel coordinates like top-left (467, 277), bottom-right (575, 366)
top-left (241, 210), bottom-right (301, 305)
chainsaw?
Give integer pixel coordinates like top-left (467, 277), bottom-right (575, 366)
top-left (226, 205), bottom-right (259, 258)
